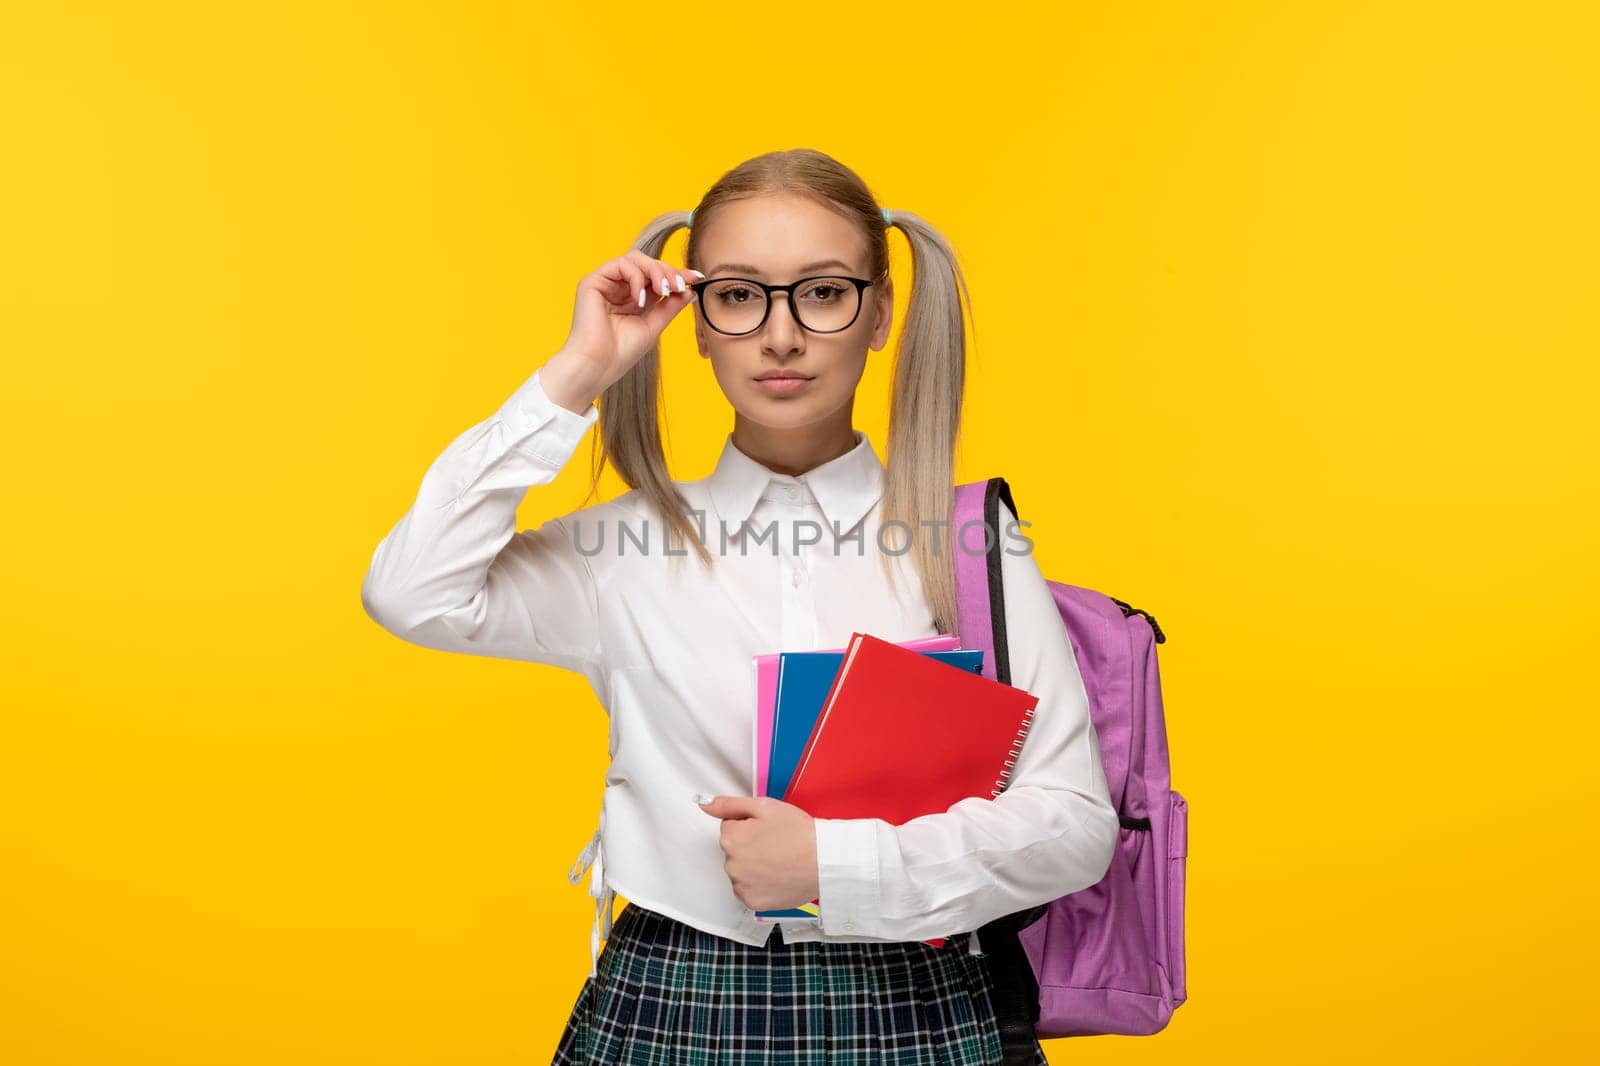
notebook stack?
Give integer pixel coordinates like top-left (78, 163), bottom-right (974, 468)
top-left (749, 631), bottom-right (1042, 946)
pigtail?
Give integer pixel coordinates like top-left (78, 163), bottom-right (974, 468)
top-left (876, 210), bottom-right (975, 636)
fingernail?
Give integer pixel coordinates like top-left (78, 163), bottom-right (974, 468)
top-left (692, 791), bottom-right (715, 804)
top-left (675, 274), bottom-right (685, 292)
top-left (638, 287), bottom-right (645, 308)
top-left (688, 269), bottom-right (706, 278)
top-left (661, 277), bottom-right (671, 297)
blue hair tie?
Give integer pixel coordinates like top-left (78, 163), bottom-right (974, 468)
top-left (882, 207), bottom-right (893, 226)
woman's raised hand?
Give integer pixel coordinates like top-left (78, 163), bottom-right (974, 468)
top-left (543, 251), bottom-right (703, 412)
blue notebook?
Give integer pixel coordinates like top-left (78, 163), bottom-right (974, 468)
top-left (755, 647), bottom-right (984, 921)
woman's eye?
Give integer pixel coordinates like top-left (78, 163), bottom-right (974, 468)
top-left (717, 286), bottom-right (755, 304)
top-left (801, 284), bottom-right (844, 303)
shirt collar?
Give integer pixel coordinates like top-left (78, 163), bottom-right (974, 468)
top-left (706, 430), bottom-right (884, 538)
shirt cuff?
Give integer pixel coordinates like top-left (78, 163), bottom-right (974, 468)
top-left (813, 817), bottom-right (882, 936)
top-left (495, 368), bottom-right (600, 467)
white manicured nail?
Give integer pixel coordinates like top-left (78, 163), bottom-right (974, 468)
top-left (661, 277), bottom-right (671, 297)
top-left (692, 791), bottom-right (715, 804)
top-left (638, 287), bottom-right (646, 308)
top-left (675, 274), bottom-right (685, 292)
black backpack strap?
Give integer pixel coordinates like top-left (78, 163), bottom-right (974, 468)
top-left (983, 477), bottom-right (1017, 684)
top-left (982, 909), bottom-right (1046, 1062)
top-left (973, 477), bottom-right (1046, 1063)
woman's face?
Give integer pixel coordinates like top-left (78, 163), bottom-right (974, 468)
top-left (692, 194), bottom-right (893, 432)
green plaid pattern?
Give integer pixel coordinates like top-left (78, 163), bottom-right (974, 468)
top-left (552, 903), bottom-right (1048, 1064)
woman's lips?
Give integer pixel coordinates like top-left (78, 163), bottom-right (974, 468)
top-left (754, 376), bottom-right (813, 395)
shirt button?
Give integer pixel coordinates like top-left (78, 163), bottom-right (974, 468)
top-left (791, 569), bottom-right (803, 587)
top-left (784, 485), bottom-right (799, 501)
top-left (843, 921), bottom-right (856, 931)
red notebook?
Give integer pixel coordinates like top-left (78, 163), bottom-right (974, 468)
top-left (785, 631), bottom-right (1041, 944)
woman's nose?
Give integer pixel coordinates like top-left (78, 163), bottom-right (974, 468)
top-left (764, 295), bottom-right (802, 337)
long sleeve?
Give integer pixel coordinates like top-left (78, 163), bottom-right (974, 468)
top-left (360, 368), bottom-right (603, 673)
top-left (810, 500), bottom-right (1119, 941)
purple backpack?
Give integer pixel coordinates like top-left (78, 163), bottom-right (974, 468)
top-left (953, 478), bottom-right (1188, 1057)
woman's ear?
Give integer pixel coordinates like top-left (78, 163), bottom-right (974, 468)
top-left (869, 278), bottom-right (894, 351)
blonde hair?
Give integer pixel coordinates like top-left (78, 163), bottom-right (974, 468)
top-left (572, 148), bottom-right (975, 636)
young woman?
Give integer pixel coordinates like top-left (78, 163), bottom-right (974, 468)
top-left (362, 148), bottom-right (1117, 1065)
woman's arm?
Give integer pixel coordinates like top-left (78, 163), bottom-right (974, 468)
top-left (810, 500), bottom-right (1119, 940)
top-left (360, 363), bottom-right (603, 673)
top-left (363, 243), bottom-right (696, 671)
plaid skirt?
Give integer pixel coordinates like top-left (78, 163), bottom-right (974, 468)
top-left (551, 902), bottom-right (1049, 1065)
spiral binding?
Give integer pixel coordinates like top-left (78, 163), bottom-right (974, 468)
top-left (989, 705), bottom-right (1037, 797)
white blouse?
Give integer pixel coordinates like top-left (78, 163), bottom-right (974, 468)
top-left (362, 367), bottom-right (1118, 976)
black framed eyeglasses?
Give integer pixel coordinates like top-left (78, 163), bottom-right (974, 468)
top-left (686, 275), bottom-right (875, 336)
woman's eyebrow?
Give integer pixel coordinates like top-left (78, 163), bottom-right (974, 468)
top-left (707, 258), bottom-right (855, 277)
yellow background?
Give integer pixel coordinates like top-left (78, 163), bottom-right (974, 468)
top-left (3, 1), bottom-right (1595, 1062)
